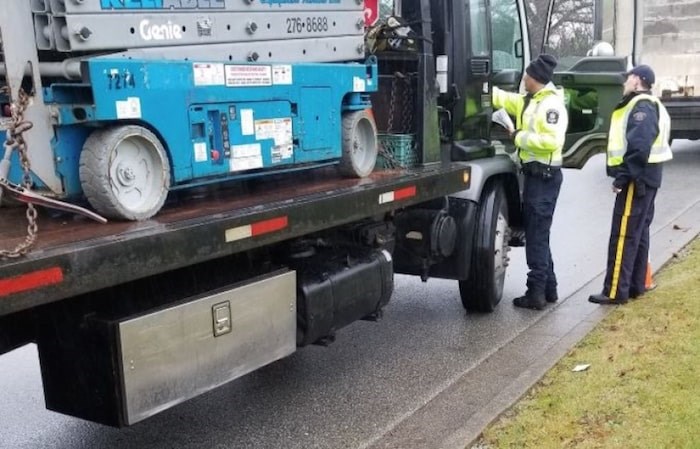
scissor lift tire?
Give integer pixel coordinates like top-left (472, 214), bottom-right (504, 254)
top-left (338, 110), bottom-right (378, 178)
top-left (79, 125), bottom-right (171, 221)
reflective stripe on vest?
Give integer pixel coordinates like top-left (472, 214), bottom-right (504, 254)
top-left (518, 92), bottom-right (564, 166)
top-left (607, 94), bottom-right (672, 167)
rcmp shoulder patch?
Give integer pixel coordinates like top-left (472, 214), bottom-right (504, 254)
top-left (633, 111), bottom-right (647, 122)
top-left (546, 109), bottom-right (559, 124)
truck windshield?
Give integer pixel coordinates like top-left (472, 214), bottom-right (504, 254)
top-left (542, 0), bottom-right (596, 70)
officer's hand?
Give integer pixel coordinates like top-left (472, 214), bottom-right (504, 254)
top-left (612, 185), bottom-right (622, 194)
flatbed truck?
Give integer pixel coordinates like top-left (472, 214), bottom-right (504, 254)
top-left (0, 0), bottom-right (617, 427)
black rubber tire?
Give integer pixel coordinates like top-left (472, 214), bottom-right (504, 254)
top-left (79, 125), bottom-right (171, 221)
top-left (458, 181), bottom-right (509, 312)
top-left (338, 110), bottom-right (378, 178)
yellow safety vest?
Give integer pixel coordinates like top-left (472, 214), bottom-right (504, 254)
top-left (607, 94), bottom-right (672, 167)
top-left (493, 84), bottom-right (568, 166)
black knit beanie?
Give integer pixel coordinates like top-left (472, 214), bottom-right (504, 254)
top-left (526, 54), bottom-right (558, 84)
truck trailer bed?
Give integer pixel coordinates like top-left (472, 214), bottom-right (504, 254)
top-left (0, 163), bottom-right (471, 316)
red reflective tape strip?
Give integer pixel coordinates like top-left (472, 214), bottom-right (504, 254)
top-left (0, 267), bottom-right (64, 297)
top-left (379, 185), bottom-right (417, 205)
top-left (250, 216), bottom-right (288, 236)
top-left (394, 186), bottom-right (416, 201)
top-left (226, 216), bottom-right (289, 242)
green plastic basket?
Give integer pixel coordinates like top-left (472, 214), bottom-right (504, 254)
top-left (377, 133), bottom-right (417, 169)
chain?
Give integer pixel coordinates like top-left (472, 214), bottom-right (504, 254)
top-left (381, 73), bottom-right (418, 169)
top-left (386, 72), bottom-right (415, 135)
top-left (401, 74), bottom-right (417, 162)
top-left (400, 75), bottom-right (414, 134)
top-left (387, 74), bottom-right (398, 134)
top-left (1, 86), bottom-right (38, 259)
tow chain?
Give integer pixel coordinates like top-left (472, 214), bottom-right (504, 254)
top-left (382, 72), bottom-right (416, 169)
top-left (1, 86), bottom-right (38, 259)
top-left (0, 87), bottom-right (107, 259)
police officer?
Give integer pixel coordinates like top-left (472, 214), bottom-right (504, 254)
top-left (589, 64), bottom-right (672, 305)
top-left (493, 54), bottom-right (569, 310)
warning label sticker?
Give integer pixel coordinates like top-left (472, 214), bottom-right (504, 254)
top-left (271, 145), bottom-right (294, 164)
top-left (0, 117), bottom-right (12, 131)
top-left (230, 143), bottom-right (263, 172)
top-left (272, 65), bottom-right (293, 85)
top-left (256, 117), bottom-right (293, 164)
top-left (255, 118), bottom-right (292, 146)
top-left (353, 76), bottom-right (366, 92)
top-left (225, 65), bottom-right (272, 87)
top-left (116, 97), bottom-right (142, 119)
top-left (193, 142), bottom-right (208, 162)
top-left (193, 63), bottom-right (225, 86)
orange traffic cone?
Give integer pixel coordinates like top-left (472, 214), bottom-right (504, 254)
top-left (645, 260), bottom-right (657, 292)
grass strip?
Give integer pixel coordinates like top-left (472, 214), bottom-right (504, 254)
top-left (473, 238), bottom-right (700, 449)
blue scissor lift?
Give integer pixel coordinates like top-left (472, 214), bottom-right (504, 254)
top-left (0, 0), bottom-right (378, 220)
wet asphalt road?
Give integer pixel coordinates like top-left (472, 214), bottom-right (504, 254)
top-left (1, 141), bottom-right (699, 449)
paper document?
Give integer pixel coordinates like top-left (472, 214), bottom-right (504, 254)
top-left (492, 108), bottom-right (515, 131)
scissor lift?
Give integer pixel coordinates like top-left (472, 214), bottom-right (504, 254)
top-left (0, 0), bottom-right (378, 220)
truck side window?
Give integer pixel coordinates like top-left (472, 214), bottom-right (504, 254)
top-left (469, 0), bottom-right (490, 57)
top-left (490, 0), bottom-right (524, 72)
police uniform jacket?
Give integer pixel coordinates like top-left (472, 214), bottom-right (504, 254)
top-left (608, 92), bottom-right (668, 189)
top-left (493, 84), bottom-right (568, 166)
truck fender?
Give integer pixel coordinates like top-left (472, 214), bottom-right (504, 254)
top-left (413, 156), bottom-right (522, 282)
top-left (448, 155), bottom-right (518, 203)
top-left (448, 155), bottom-right (522, 229)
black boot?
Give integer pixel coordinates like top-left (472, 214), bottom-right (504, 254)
top-left (513, 291), bottom-right (547, 310)
top-left (588, 293), bottom-right (628, 305)
top-left (629, 290), bottom-right (644, 300)
top-left (545, 289), bottom-right (558, 303)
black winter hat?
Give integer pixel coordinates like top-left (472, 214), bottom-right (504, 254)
top-left (526, 54), bottom-right (558, 84)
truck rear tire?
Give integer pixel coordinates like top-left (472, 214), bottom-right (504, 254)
top-left (458, 181), bottom-right (509, 312)
top-left (339, 110), bottom-right (378, 178)
top-left (80, 125), bottom-right (171, 221)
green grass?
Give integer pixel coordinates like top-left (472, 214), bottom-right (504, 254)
top-left (474, 239), bottom-right (700, 449)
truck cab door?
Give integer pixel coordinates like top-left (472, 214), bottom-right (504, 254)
top-left (542, 0), bottom-right (626, 169)
top-left (439, 0), bottom-right (493, 159)
top-left (446, 0), bottom-right (530, 155)
top-left (553, 59), bottom-right (626, 169)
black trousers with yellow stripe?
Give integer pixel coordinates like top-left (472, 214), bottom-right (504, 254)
top-left (603, 182), bottom-right (657, 301)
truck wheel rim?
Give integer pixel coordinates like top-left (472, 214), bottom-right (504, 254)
top-left (109, 134), bottom-right (164, 214)
top-left (493, 210), bottom-right (508, 279)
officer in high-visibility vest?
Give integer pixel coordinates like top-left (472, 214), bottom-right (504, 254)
top-left (589, 64), bottom-right (672, 305)
top-left (493, 54), bottom-right (569, 310)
